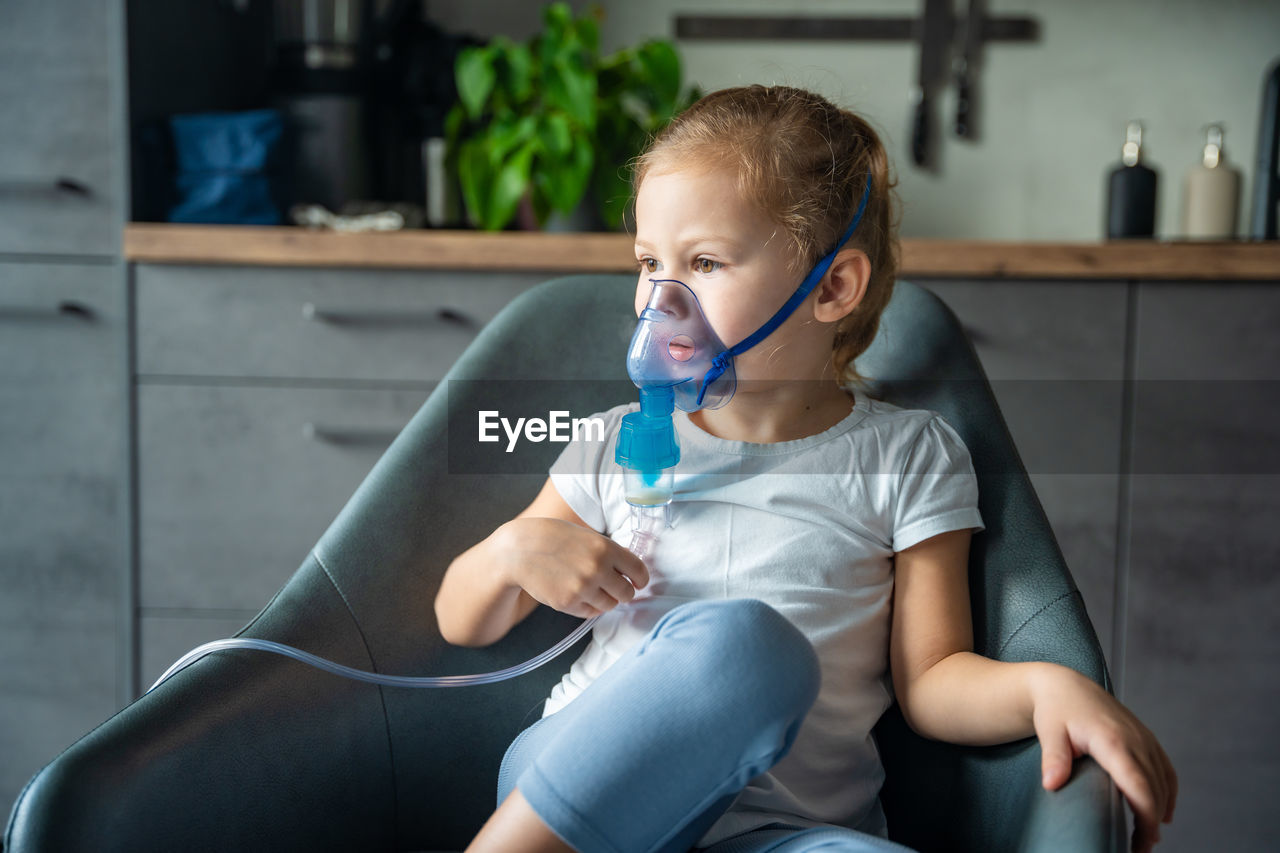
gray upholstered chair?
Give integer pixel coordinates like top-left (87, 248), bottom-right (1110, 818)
top-left (5, 275), bottom-right (1124, 852)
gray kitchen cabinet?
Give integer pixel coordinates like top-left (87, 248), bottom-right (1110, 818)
top-left (137, 384), bottom-right (428, 611)
top-left (0, 0), bottom-right (123, 257)
top-left (0, 261), bottom-right (124, 814)
top-left (0, 0), bottom-right (127, 821)
top-left (134, 265), bottom-right (544, 382)
top-left (1122, 282), bottom-right (1280, 853)
top-left (917, 279), bottom-right (1128, 664)
top-left (131, 264), bottom-right (545, 690)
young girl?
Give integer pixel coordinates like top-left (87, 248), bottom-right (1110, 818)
top-left (435, 86), bottom-right (1176, 853)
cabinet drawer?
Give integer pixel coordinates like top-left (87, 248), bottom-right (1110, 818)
top-left (918, 280), bottom-right (1127, 380)
top-left (919, 279), bottom-right (1127, 468)
top-left (138, 383), bottom-right (427, 610)
top-left (1134, 282), bottom-right (1280, 380)
top-left (0, 0), bottom-right (121, 256)
top-left (0, 261), bottom-right (124, 381)
top-left (135, 265), bottom-right (545, 382)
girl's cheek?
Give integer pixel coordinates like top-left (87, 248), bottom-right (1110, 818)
top-left (704, 305), bottom-right (741, 346)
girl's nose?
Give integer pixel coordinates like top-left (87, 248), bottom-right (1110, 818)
top-left (647, 280), bottom-right (691, 321)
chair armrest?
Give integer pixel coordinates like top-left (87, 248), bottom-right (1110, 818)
top-left (1019, 756), bottom-right (1126, 853)
top-left (5, 557), bottom-right (399, 853)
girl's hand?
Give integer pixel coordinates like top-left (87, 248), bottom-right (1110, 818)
top-left (492, 516), bottom-right (649, 619)
top-left (1030, 664), bottom-right (1177, 853)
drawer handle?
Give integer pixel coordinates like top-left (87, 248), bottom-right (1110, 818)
top-left (302, 422), bottom-right (401, 446)
top-left (0, 176), bottom-right (93, 198)
top-left (0, 300), bottom-right (95, 322)
top-left (301, 303), bottom-right (474, 328)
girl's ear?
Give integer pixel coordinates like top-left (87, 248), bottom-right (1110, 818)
top-left (813, 248), bottom-right (870, 323)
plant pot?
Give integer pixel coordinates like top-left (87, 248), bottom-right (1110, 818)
top-left (515, 194), bottom-right (608, 232)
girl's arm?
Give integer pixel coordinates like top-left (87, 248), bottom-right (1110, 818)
top-left (890, 529), bottom-right (1177, 853)
top-left (434, 478), bottom-right (648, 648)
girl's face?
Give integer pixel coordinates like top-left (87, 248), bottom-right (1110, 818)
top-left (633, 167), bottom-right (804, 378)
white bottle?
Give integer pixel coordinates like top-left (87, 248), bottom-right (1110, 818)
top-left (1181, 124), bottom-right (1241, 240)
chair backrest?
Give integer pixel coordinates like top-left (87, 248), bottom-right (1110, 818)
top-left (6, 275), bottom-right (1110, 853)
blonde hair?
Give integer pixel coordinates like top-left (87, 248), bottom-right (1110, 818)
top-left (633, 85), bottom-right (900, 383)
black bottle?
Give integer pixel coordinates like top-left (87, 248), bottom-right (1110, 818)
top-left (1107, 121), bottom-right (1159, 238)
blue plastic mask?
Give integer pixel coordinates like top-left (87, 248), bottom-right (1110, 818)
top-left (626, 173), bottom-right (873, 411)
top-left (626, 279), bottom-right (736, 412)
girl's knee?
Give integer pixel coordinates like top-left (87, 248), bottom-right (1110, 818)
top-left (655, 598), bottom-right (821, 713)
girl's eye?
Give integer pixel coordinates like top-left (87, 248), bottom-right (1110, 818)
top-left (638, 257), bottom-right (661, 273)
top-left (695, 258), bottom-right (722, 274)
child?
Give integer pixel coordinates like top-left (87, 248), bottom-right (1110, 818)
top-left (435, 86), bottom-right (1176, 853)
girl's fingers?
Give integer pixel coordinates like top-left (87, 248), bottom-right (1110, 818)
top-left (613, 547), bottom-right (650, 589)
top-left (567, 600), bottom-right (602, 619)
top-left (584, 587), bottom-right (622, 615)
top-left (601, 568), bottom-right (639, 605)
top-left (1093, 739), bottom-right (1161, 851)
top-left (1037, 723), bottom-right (1075, 790)
top-left (1128, 726), bottom-right (1175, 835)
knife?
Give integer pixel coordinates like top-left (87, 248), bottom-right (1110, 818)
top-left (910, 0), bottom-right (953, 168)
top-left (953, 0), bottom-right (983, 138)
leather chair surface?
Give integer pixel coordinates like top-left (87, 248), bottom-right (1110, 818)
top-left (5, 276), bottom-right (1124, 852)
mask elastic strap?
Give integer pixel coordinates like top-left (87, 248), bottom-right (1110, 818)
top-left (697, 172), bottom-right (873, 405)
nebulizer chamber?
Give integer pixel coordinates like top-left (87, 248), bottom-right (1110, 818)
top-left (615, 386), bottom-right (679, 566)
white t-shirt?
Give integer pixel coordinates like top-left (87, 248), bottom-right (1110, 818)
top-left (546, 393), bottom-right (984, 843)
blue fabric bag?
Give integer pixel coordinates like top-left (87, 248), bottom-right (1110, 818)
top-left (167, 109), bottom-right (284, 225)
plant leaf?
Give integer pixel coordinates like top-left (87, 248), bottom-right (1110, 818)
top-left (487, 141), bottom-right (536, 231)
top-left (636, 41), bottom-right (681, 116)
top-left (457, 138), bottom-right (493, 229)
top-left (547, 57), bottom-right (598, 128)
top-left (547, 141), bottom-right (594, 216)
top-left (593, 160), bottom-right (632, 230)
top-left (574, 7), bottom-right (600, 56)
top-left (455, 46), bottom-right (497, 121)
top-left (538, 112), bottom-right (573, 157)
top-left (487, 114), bottom-right (538, 162)
top-left (543, 2), bottom-right (572, 39)
top-left (501, 42), bottom-right (535, 104)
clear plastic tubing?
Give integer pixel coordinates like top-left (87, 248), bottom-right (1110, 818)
top-left (147, 500), bottom-right (670, 694)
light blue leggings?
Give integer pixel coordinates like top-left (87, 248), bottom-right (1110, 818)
top-left (496, 599), bottom-right (914, 853)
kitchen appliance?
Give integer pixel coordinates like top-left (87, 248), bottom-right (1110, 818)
top-left (269, 0), bottom-right (468, 215)
top-left (270, 0), bottom-right (373, 211)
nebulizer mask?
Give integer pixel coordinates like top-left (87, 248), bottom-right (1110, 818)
top-left (614, 171), bottom-right (873, 514)
top-left (152, 176), bottom-right (872, 693)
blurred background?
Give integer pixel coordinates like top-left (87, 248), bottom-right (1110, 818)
top-left (121, 0), bottom-right (1280, 239)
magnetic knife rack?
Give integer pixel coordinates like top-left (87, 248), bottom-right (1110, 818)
top-left (674, 2), bottom-right (1041, 171)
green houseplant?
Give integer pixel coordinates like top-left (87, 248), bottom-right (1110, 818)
top-left (445, 3), bottom-right (700, 231)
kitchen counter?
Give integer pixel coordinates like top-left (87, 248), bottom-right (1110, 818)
top-left (123, 223), bottom-right (1280, 280)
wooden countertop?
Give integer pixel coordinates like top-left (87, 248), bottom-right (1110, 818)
top-left (123, 224), bottom-right (1280, 280)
